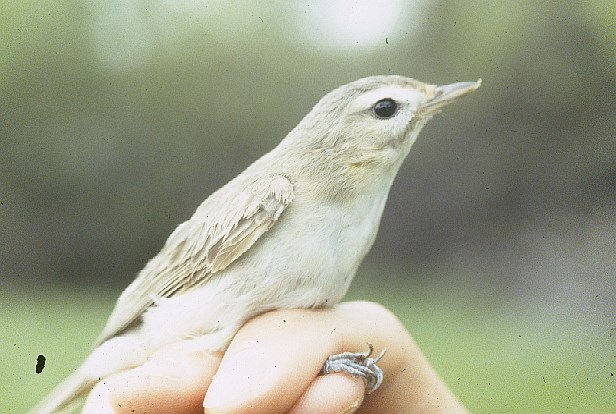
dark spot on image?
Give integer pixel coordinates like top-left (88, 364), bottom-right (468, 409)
top-left (36, 354), bottom-right (46, 374)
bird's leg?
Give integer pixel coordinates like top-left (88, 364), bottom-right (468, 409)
top-left (319, 344), bottom-right (386, 394)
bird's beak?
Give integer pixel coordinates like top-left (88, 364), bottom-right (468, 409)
top-left (421, 79), bottom-right (482, 115)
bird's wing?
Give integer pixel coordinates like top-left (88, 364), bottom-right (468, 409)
top-left (95, 174), bottom-right (294, 345)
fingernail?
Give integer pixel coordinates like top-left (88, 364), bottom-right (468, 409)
top-left (341, 397), bottom-right (363, 414)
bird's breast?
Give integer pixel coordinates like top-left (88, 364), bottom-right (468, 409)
top-left (242, 188), bottom-right (390, 306)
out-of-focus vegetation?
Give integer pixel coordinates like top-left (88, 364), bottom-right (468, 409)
top-left (2, 1), bottom-right (615, 412)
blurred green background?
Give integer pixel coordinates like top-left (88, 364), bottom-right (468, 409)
top-left (2, 1), bottom-right (615, 412)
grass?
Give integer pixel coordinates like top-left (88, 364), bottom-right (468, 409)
top-left (4, 269), bottom-right (614, 413)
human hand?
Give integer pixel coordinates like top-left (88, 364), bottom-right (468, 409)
top-left (83, 302), bottom-right (466, 413)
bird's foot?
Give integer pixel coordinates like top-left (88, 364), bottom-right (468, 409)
top-left (320, 343), bottom-right (386, 394)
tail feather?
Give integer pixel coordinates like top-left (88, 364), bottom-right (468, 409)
top-left (29, 372), bottom-right (94, 414)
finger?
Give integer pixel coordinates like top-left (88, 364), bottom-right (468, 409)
top-left (83, 341), bottom-right (222, 414)
top-left (287, 373), bottom-right (365, 414)
top-left (203, 301), bottom-right (407, 413)
top-left (203, 310), bottom-right (333, 413)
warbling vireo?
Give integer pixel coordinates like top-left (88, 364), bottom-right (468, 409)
top-left (31, 75), bottom-right (480, 413)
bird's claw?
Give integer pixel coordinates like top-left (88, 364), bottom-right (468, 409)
top-left (320, 343), bottom-right (386, 394)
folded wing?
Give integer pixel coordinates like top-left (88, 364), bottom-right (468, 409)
top-left (95, 174), bottom-right (294, 345)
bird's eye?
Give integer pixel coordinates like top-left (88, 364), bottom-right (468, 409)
top-left (372, 98), bottom-right (398, 119)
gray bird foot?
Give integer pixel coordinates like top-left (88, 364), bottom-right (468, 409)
top-left (320, 343), bottom-right (386, 394)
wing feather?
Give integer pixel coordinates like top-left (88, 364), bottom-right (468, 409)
top-left (94, 174), bottom-right (293, 345)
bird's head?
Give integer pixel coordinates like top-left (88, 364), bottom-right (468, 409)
top-left (282, 75), bottom-right (481, 197)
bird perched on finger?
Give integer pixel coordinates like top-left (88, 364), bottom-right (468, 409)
top-left (31, 75), bottom-right (481, 413)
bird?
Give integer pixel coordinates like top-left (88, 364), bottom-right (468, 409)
top-left (31, 75), bottom-right (481, 413)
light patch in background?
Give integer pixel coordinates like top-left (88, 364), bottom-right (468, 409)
top-left (90, 0), bottom-right (157, 70)
top-left (296, 0), bottom-right (418, 51)
top-left (88, 1), bottom-right (423, 70)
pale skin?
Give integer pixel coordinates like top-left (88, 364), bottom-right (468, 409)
top-left (83, 302), bottom-right (467, 413)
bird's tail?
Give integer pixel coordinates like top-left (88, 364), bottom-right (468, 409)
top-left (29, 371), bottom-right (94, 414)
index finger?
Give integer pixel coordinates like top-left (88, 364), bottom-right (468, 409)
top-left (203, 302), bottom-right (408, 413)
